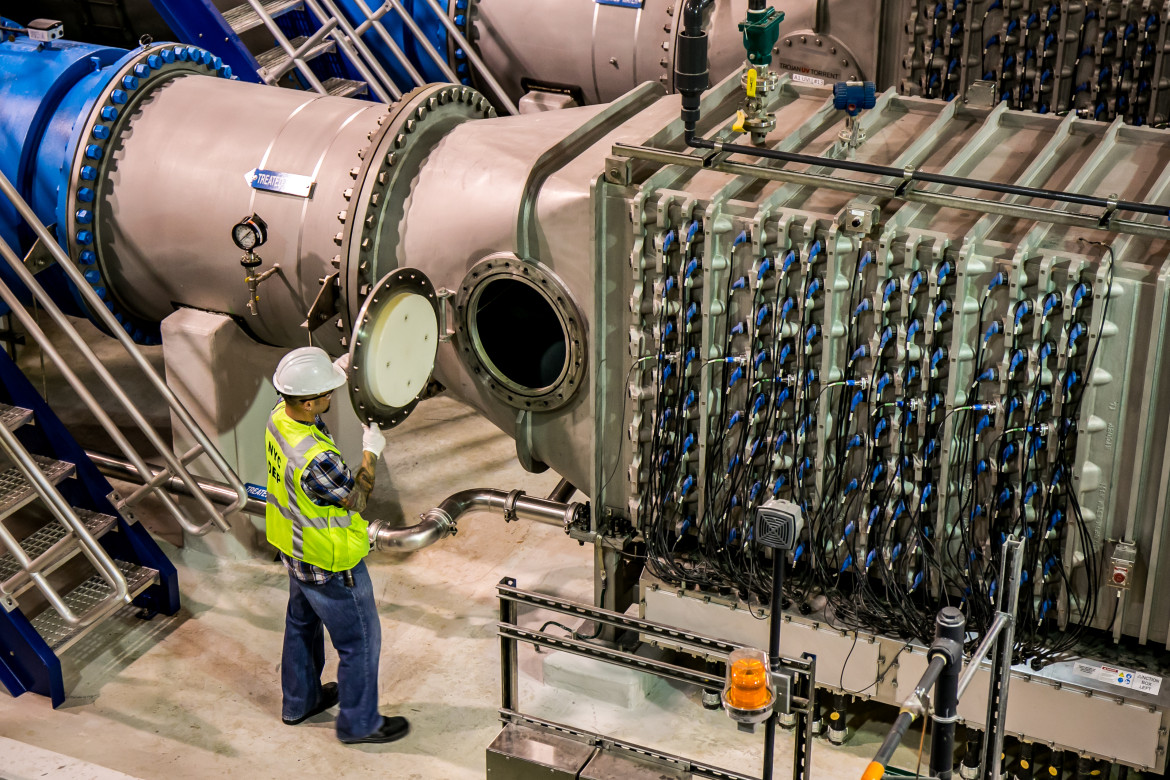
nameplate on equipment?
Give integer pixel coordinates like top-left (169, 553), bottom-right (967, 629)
top-left (594, 0), bottom-right (644, 8)
top-left (245, 168), bottom-right (315, 197)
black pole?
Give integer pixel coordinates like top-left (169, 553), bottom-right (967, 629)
top-left (930, 607), bottom-right (966, 780)
top-left (762, 549), bottom-right (784, 780)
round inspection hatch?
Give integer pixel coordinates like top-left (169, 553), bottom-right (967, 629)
top-left (346, 268), bottom-right (439, 428)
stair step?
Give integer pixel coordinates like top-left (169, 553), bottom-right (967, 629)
top-left (323, 77), bottom-right (369, 98)
top-left (0, 404), bottom-right (33, 432)
top-left (0, 510), bottom-right (118, 592)
top-left (256, 35), bottom-right (337, 74)
top-left (223, 0), bottom-right (304, 34)
top-left (0, 457), bottom-right (75, 521)
top-left (29, 561), bottom-right (158, 653)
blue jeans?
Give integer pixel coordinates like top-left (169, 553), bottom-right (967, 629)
top-left (281, 559), bottom-right (382, 740)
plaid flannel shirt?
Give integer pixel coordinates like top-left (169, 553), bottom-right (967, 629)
top-left (279, 416), bottom-right (357, 584)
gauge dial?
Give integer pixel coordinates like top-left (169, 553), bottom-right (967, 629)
top-left (231, 214), bottom-right (268, 252)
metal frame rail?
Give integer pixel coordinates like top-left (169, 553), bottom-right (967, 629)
top-left (241, 0), bottom-right (396, 100)
top-left (863, 538), bottom-right (1025, 780)
top-left (610, 143), bottom-right (1170, 241)
top-left (0, 168), bottom-right (247, 537)
top-left (497, 577), bottom-right (817, 780)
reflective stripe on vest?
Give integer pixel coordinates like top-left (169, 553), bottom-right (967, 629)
top-left (265, 402), bottom-right (367, 570)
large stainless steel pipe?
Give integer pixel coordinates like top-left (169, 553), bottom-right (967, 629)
top-left (368, 488), bottom-right (582, 552)
top-left (96, 77), bottom-right (494, 349)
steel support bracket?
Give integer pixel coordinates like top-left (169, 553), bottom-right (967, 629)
top-left (436, 287), bottom-right (456, 342)
top-left (22, 236), bottom-right (56, 276)
top-left (896, 167), bottom-right (916, 197)
top-left (1099, 194), bottom-right (1119, 228)
top-left (303, 271), bottom-right (340, 331)
top-left (604, 156), bottom-right (633, 186)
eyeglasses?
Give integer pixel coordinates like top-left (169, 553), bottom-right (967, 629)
top-left (302, 390), bottom-right (334, 403)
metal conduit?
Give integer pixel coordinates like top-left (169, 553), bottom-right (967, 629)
top-left (90, 451), bottom-right (582, 556)
top-left (369, 488), bottom-right (581, 552)
top-left (680, 135), bottom-right (1170, 220)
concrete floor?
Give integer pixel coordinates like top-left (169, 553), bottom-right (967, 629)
top-left (0, 319), bottom-right (926, 780)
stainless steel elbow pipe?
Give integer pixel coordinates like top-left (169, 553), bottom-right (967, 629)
top-left (367, 488), bottom-right (585, 552)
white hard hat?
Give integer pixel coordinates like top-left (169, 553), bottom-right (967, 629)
top-left (272, 347), bottom-right (347, 397)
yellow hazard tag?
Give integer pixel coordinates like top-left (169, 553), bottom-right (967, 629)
top-left (746, 68), bottom-right (758, 98)
top-left (733, 110), bottom-right (747, 133)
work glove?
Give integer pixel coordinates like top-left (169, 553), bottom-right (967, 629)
top-left (362, 422), bottom-right (386, 458)
top-left (333, 353), bottom-right (351, 374)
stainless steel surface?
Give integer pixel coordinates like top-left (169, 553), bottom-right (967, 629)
top-left (28, 561), bottom-right (157, 653)
top-left (86, 450), bottom-right (268, 517)
top-left (486, 722), bottom-right (596, 779)
top-left (956, 613), bottom-right (1007, 700)
top-left (369, 487), bottom-right (580, 552)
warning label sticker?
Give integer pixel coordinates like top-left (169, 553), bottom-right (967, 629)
top-left (1073, 662), bottom-right (1162, 696)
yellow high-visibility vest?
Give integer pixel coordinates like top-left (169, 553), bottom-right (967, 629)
top-left (265, 402), bottom-right (368, 571)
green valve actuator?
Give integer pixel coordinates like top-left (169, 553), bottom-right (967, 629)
top-left (738, 4), bottom-right (784, 67)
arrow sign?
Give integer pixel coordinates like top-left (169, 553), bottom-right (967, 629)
top-left (244, 167), bottom-right (315, 198)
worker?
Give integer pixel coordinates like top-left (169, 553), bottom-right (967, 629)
top-left (264, 346), bottom-right (409, 745)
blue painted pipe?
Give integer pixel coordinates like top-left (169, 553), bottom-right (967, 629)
top-left (0, 26), bottom-right (226, 343)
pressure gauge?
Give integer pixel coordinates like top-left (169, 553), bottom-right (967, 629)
top-left (231, 214), bottom-right (268, 252)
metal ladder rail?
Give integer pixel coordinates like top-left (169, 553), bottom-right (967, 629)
top-left (301, 0), bottom-right (402, 100)
top-left (257, 17), bottom-right (342, 86)
top-left (340, 0), bottom-right (427, 89)
top-left (412, 0), bottom-right (518, 115)
top-left (0, 423), bottom-right (128, 628)
top-left (0, 238), bottom-right (217, 539)
top-left (242, 0), bottom-right (400, 100)
top-left (377, 0), bottom-right (460, 84)
top-left (0, 171), bottom-right (246, 534)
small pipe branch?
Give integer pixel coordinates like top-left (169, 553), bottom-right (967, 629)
top-left (368, 488), bottom-right (585, 552)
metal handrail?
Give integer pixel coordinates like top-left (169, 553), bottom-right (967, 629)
top-left (0, 170), bottom-right (246, 534)
top-left (259, 19), bottom-right (339, 84)
top-left (244, 0), bottom-right (330, 93)
top-left (415, 0), bottom-right (518, 114)
top-left (0, 421), bottom-right (128, 628)
top-left (319, 0), bottom-right (424, 91)
top-left (378, 0), bottom-right (459, 84)
top-left (304, 0), bottom-right (399, 100)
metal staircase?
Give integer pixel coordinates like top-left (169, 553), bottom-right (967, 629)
top-left (0, 169), bottom-right (248, 707)
top-left (151, 0), bottom-right (517, 113)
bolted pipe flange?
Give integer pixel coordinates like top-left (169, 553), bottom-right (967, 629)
top-left (340, 83), bottom-right (496, 337)
top-left (455, 252), bottom-right (587, 411)
top-left (64, 42), bottom-right (231, 344)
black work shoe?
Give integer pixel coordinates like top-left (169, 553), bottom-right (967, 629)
top-left (282, 682), bottom-right (339, 725)
top-left (339, 715), bottom-right (410, 744)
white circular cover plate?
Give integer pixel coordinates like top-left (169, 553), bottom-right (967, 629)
top-left (365, 291), bottom-right (438, 408)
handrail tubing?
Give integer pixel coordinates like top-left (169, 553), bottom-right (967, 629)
top-left (0, 244), bottom-right (217, 536)
top-left (381, 0), bottom-right (460, 83)
top-left (264, 19), bottom-right (339, 83)
top-left (244, 0), bottom-right (329, 92)
top-left (416, 0), bottom-right (519, 114)
top-left (0, 170), bottom-right (246, 526)
top-left (0, 422), bottom-right (127, 627)
top-left (957, 612), bottom-right (1009, 699)
top-left (337, 0), bottom-right (427, 88)
top-left (120, 443), bottom-right (203, 507)
top-left (306, 0), bottom-right (399, 101)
